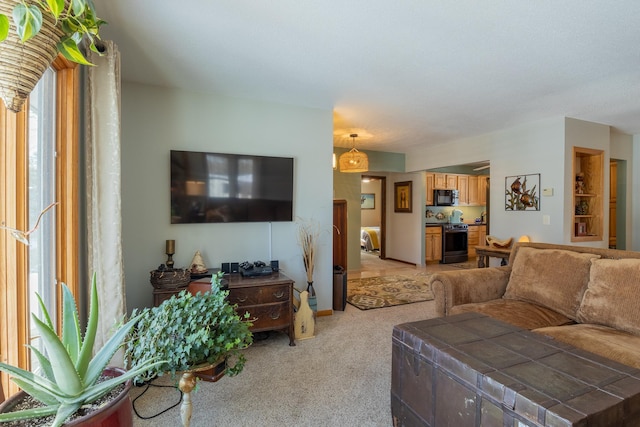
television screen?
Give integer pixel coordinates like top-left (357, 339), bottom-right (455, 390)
top-left (170, 150), bottom-right (294, 223)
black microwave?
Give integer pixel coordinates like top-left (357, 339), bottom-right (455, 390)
top-left (434, 189), bottom-right (459, 206)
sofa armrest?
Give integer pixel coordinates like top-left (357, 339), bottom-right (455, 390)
top-left (430, 267), bottom-right (511, 317)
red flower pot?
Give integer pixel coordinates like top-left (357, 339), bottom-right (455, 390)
top-left (0, 367), bottom-right (133, 426)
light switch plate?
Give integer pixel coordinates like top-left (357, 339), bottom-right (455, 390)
top-left (543, 215), bottom-right (550, 225)
top-left (542, 188), bottom-right (553, 196)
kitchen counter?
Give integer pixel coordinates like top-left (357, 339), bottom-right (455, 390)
top-left (426, 222), bottom-right (486, 227)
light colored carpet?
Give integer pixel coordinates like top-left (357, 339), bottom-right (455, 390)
top-left (346, 274), bottom-right (434, 310)
top-left (130, 300), bottom-right (438, 427)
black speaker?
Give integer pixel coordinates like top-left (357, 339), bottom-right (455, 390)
top-left (221, 263), bottom-right (230, 274)
top-left (230, 262), bottom-right (240, 274)
top-left (270, 260), bottom-right (279, 272)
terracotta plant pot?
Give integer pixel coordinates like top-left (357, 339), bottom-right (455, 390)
top-left (0, 367), bottom-right (133, 426)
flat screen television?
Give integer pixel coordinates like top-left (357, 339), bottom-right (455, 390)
top-left (170, 150), bottom-right (294, 223)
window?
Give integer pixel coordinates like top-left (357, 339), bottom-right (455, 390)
top-left (0, 57), bottom-right (80, 400)
top-left (27, 68), bottom-right (58, 360)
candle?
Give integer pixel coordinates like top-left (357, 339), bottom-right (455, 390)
top-left (166, 239), bottom-right (175, 254)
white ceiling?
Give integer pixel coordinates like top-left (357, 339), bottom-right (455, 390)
top-left (95, 0), bottom-right (640, 153)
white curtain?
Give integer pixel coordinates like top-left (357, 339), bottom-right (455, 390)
top-left (85, 41), bottom-right (125, 367)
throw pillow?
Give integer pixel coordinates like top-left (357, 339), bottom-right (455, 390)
top-left (503, 247), bottom-right (599, 319)
top-left (577, 258), bottom-right (640, 335)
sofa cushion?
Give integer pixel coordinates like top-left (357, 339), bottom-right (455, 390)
top-left (503, 247), bottom-right (599, 319)
top-left (534, 323), bottom-right (640, 369)
top-left (576, 258), bottom-right (640, 335)
top-left (449, 299), bottom-right (573, 330)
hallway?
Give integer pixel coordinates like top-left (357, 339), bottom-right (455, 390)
top-left (350, 250), bottom-right (477, 279)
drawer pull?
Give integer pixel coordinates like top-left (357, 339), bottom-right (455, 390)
top-left (236, 296), bottom-right (247, 303)
top-left (273, 291), bottom-right (285, 299)
top-left (270, 312), bottom-right (281, 320)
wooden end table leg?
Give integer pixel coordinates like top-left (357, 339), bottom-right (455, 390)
top-left (179, 371), bottom-right (198, 427)
top-left (477, 255), bottom-right (486, 268)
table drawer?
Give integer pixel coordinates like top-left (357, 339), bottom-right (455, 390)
top-left (244, 302), bottom-right (291, 330)
top-left (228, 284), bottom-right (290, 306)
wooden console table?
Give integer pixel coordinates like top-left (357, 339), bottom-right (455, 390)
top-left (475, 245), bottom-right (511, 268)
top-left (190, 272), bottom-right (295, 346)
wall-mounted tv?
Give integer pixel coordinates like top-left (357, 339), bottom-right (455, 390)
top-left (170, 150), bottom-right (294, 223)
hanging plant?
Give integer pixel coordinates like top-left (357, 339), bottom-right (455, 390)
top-left (0, 0), bottom-right (106, 112)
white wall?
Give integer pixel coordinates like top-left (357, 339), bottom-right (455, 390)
top-left (360, 180), bottom-right (381, 227)
top-left (405, 116), bottom-right (640, 250)
top-left (564, 118), bottom-right (611, 248)
top-left (385, 172), bottom-right (425, 265)
top-left (611, 131), bottom-right (633, 249)
top-left (633, 135), bottom-right (640, 251)
top-left (121, 83), bottom-right (333, 312)
top-left (407, 117), bottom-right (567, 245)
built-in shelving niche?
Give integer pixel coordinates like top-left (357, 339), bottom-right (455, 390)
top-left (572, 147), bottom-right (604, 242)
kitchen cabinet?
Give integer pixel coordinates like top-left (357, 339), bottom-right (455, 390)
top-left (467, 225), bottom-right (486, 258)
top-left (427, 173), bottom-right (488, 206)
top-left (425, 227), bottom-right (442, 262)
top-left (445, 174), bottom-right (458, 189)
top-left (457, 175), bottom-right (469, 205)
top-left (572, 147), bottom-right (603, 242)
top-left (478, 176), bottom-right (488, 205)
top-left (468, 176), bottom-right (479, 205)
top-left (433, 173), bottom-right (457, 189)
top-left (425, 174), bottom-right (435, 206)
top-left (479, 224), bottom-right (487, 247)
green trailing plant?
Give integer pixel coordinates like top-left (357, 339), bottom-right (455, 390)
top-left (0, 0), bottom-right (106, 65)
top-left (0, 273), bottom-right (163, 427)
top-left (126, 271), bottom-right (253, 384)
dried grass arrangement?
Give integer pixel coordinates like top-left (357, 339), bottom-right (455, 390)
top-left (296, 219), bottom-right (321, 283)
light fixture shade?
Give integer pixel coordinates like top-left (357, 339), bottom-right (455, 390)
top-left (339, 148), bottom-right (369, 173)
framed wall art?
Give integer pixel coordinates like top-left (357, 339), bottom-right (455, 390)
top-left (505, 173), bottom-right (540, 211)
top-left (394, 181), bottom-right (412, 213)
top-left (360, 193), bottom-right (375, 209)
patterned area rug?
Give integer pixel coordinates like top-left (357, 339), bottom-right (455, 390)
top-left (347, 273), bottom-right (434, 310)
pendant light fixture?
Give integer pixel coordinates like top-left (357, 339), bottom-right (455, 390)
top-left (339, 134), bottom-right (369, 173)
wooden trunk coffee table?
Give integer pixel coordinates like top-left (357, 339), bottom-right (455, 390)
top-left (391, 312), bottom-right (640, 426)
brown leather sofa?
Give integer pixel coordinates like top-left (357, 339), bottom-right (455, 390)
top-left (429, 242), bottom-right (640, 369)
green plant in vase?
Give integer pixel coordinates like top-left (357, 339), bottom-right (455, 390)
top-left (126, 271), bottom-right (253, 384)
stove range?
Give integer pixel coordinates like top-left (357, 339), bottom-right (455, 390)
top-left (441, 223), bottom-right (468, 264)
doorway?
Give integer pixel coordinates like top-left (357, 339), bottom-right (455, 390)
top-left (609, 159), bottom-right (627, 249)
top-left (360, 175), bottom-right (386, 261)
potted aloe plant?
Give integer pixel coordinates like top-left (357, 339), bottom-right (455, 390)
top-left (0, 274), bottom-right (163, 426)
top-left (0, 0), bottom-right (106, 111)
